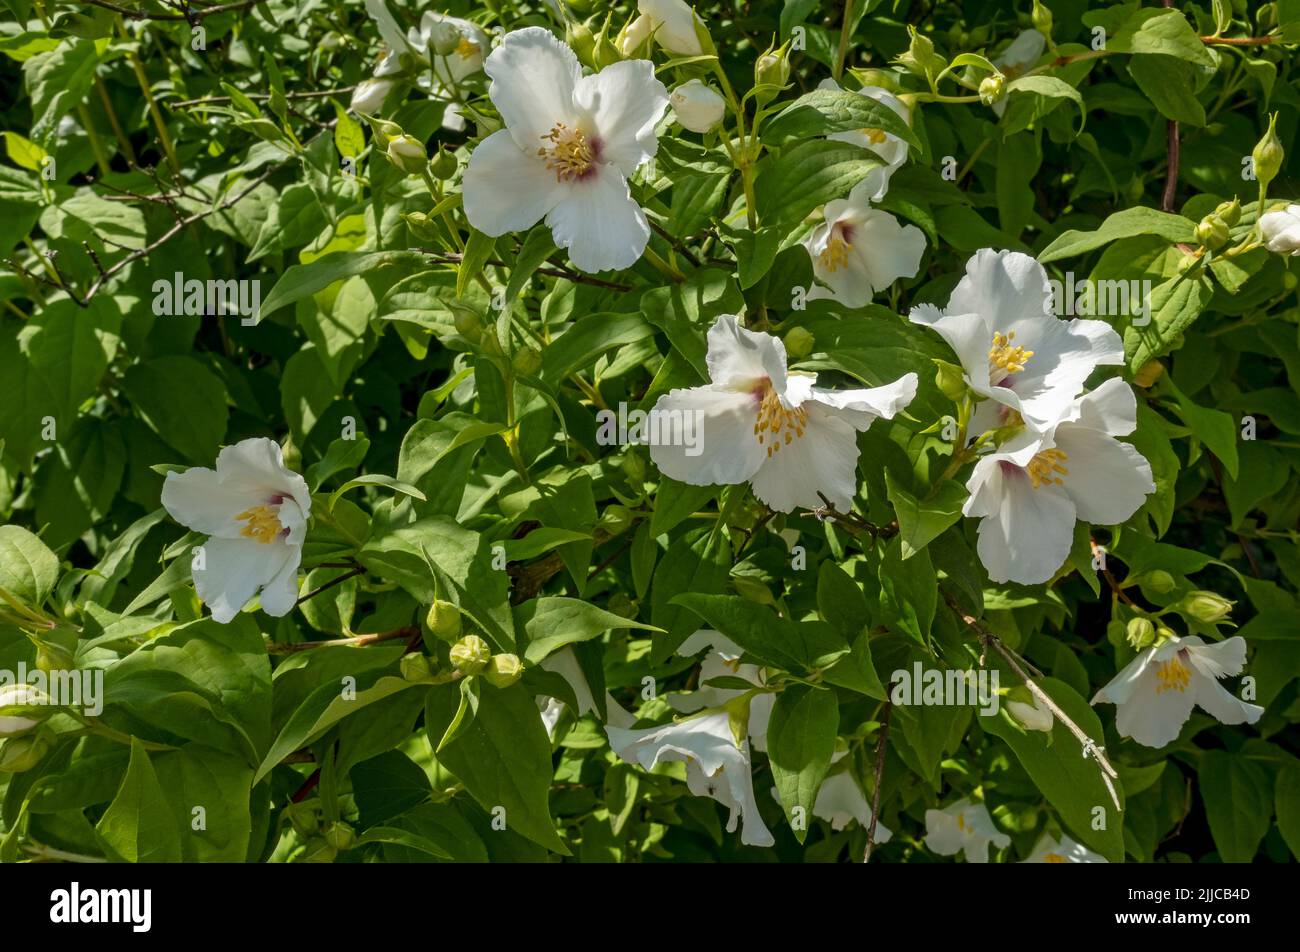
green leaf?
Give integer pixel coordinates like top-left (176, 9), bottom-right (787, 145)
top-left (96, 739), bottom-right (182, 863)
top-left (767, 684), bottom-right (839, 843)
top-left (755, 140), bottom-right (884, 227)
top-left (1199, 750), bottom-right (1271, 862)
top-left (259, 250), bottom-right (424, 321)
top-left (518, 596), bottom-right (662, 663)
top-left (0, 525), bottom-right (59, 607)
top-left (424, 682), bottom-right (567, 853)
top-left (328, 473), bottom-right (427, 510)
top-left (1038, 207), bottom-right (1195, 263)
top-left (885, 472), bottom-right (967, 560)
top-left (435, 676), bottom-right (480, 753)
top-left (1001, 76), bottom-right (1085, 135)
top-left (1127, 54), bottom-right (1205, 125)
top-left (457, 228), bottom-right (496, 300)
top-left (671, 593), bottom-right (849, 672)
top-left (121, 356), bottom-right (229, 464)
top-left (762, 88), bottom-right (920, 150)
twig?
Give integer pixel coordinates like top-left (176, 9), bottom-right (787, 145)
top-left (863, 698), bottom-right (892, 863)
top-left (814, 493), bottom-right (898, 538)
top-left (170, 86), bottom-right (358, 108)
top-left (81, 161), bottom-right (281, 302)
top-left (83, 0), bottom-right (266, 20)
top-left (944, 592), bottom-right (1123, 812)
top-left (294, 565), bottom-right (365, 606)
top-left (1200, 35), bottom-right (1275, 46)
top-left (266, 626), bottom-right (417, 655)
top-left (418, 249), bottom-right (633, 293)
top-left (1161, 0), bottom-right (1179, 213)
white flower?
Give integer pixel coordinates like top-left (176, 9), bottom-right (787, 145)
top-left (622, 0), bottom-right (705, 56)
top-left (607, 708), bottom-right (776, 847)
top-left (990, 29), bottom-right (1046, 117)
top-left (909, 249), bottom-right (1124, 432)
top-left (160, 437), bottom-right (311, 624)
top-left (963, 378), bottom-right (1155, 585)
top-left (648, 315), bottom-right (918, 513)
top-left (668, 629), bottom-right (773, 750)
top-left (349, 78), bottom-right (395, 115)
top-left (1259, 204), bottom-right (1300, 256)
top-left (791, 748), bottom-right (893, 837)
top-left (1021, 832), bottom-right (1107, 863)
top-left (1006, 693), bottom-right (1054, 732)
top-left (804, 168), bottom-right (926, 307)
top-left (462, 27), bottom-right (669, 273)
top-left (817, 78), bottom-right (911, 198)
top-left (1092, 635), bottom-right (1263, 749)
top-left (0, 683), bottom-right (43, 737)
top-left (536, 647), bottom-right (634, 737)
top-left (669, 79), bottom-right (725, 133)
top-left (924, 798), bottom-right (1010, 863)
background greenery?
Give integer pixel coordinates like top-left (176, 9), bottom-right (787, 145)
top-left (0, 0), bottom-right (1298, 863)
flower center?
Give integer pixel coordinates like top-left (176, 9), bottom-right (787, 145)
top-left (753, 385), bottom-right (808, 459)
top-left (454, 36), bottom-right (479, 59)
top-left (989, 331), bottom-right (1033, 376)
top-left (1025, 448), bottom-right (1068, 489)
top-left (1044, 852), bottom-right (1068, 863)
top-left (818, 231), bottom-right (851, 273)
top-left (956, 813), bottom-right (967, 832)
top-left (538, 122), bottom-right (595, 182)
top-left (236, 504), bottom-right (284, 544)
top-left (1155, 656), bottom-right (1191, 694)
top-left (859, 126), bottom-right (888, 145)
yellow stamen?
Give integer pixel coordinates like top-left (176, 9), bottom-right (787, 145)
top-left (755, 385), bottom-right (809, 459)
top-left (236, 505), bottom-right (283, 544)
top-left (454, 36), bottom-right (480, 59)
top-left (1025, 448), bottom-right (1069, 489)
top-left (1044, 853), bottom-right (1068, 864)
top-left (818, 233), bottom-right (851, 273)
top-left (859, 127), bottom-right (888, 145)
top-left (989, 331), bottom-right (1034, 375)
top-left (538, 122), bottom-right (594, 182)
top-left (1155, 657), bottom-right (1191, 694)
top-left (956, 813), bottom-right (967, 831)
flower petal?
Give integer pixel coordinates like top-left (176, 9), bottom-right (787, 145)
top-left (463, 129), bottom-right (568, 236)
top-left (947, 249), bottom-right (1052, 334)
top-left (573, 59), bottom-right (668, 178)
top-left (967, 460), bottom-right (1076, 584)
top-left (646, 384), bottom-right (766, 487)
top-left (1113, 665), bottom-right (1197, 748)
top-left (544, 165), bottom-right (650, 272)
top-left (161, 467), bottom-right (253, 539)
top-left (194, 536), bottom-right (299, 624)
top-left (909, 306), bottom-right (995, 392)
top-left (749, 405), bottom-right (861, 512)
top-left (215, 437), bottom-right (311, 515)
top-left (484, 26), bottom-right (582, 150)
top-left (1053, 425), bottom-right (1154, 525)
top-left (808, 373), bottom-right (918, 431)
top-left (705, 314), bottom-right (789, 390)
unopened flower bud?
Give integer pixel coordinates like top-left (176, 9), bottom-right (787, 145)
top-left (1180, 591), bottom-right (1234, 624)
top-left (596, 504), bottom-right (634, 535)
top-left (567, 18), bottom-right (597, 68)
top-left (933, 359), bottom-right (968, 402)
top-left (0, 683), bottom-right (48, 738)
top-left (35, 640), bottom-right (74, 673)
top-left (1126, 616), bottom-right (1156, 650)
top-left (1154, 625), bottom-right (1177, 646)
top-left (286, 800), bottom-right (318, 836)
top-left (400, 653), bottom-right (436, 682)
top-left (1253, 113), bottom-right (1284, 191)
top-left (1006, 689), bottom-right (1053, 732)
top-left (0, 730), bottom-right (54, 772)
top-left (783, 326), bottom-right (814, 359)
top-left (1195, 214), bottom-right (1230, 250)
top-left (426, 599), bottom-right (463, 643)
top-left (1258, 203), bottom-right (1300, 256)
top-left (850, 68), bottom-right (900, 93)
top-left (452, 306), bottom-right (482, 343)
top-left (429, 146), bottom-right (459, 180)
top-left (511, 345), bottom-right (542, 377)
top-left (1214, 197), bottom-right (1242, 227)
top-left (386, 134), bottom-right (428, 176)
top-left (979, 72), bottom-right (1006, 106)
top-left (349, 78), bottom-right (394, 116)
top-left (754, 40), bottom-right (792, 105)
top-left (323, 820), bottom-right (356, 851)
top-left (1143, 569), bottom-right (1176, 594)
top-left (1031, 0), bottom-right (1054, 40)
top-left (670, 79), bottom-right (726, 134)
top-left (403, 211), bottom-right (442, 243)
top-left (482, 653), bottom-right (523, 688)
top-left (368, 118), bottom-right (403, 149)
top-left (449, 635), bottom-right (491, 675)
top-left (429, 20), bottom-right (462, 57)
